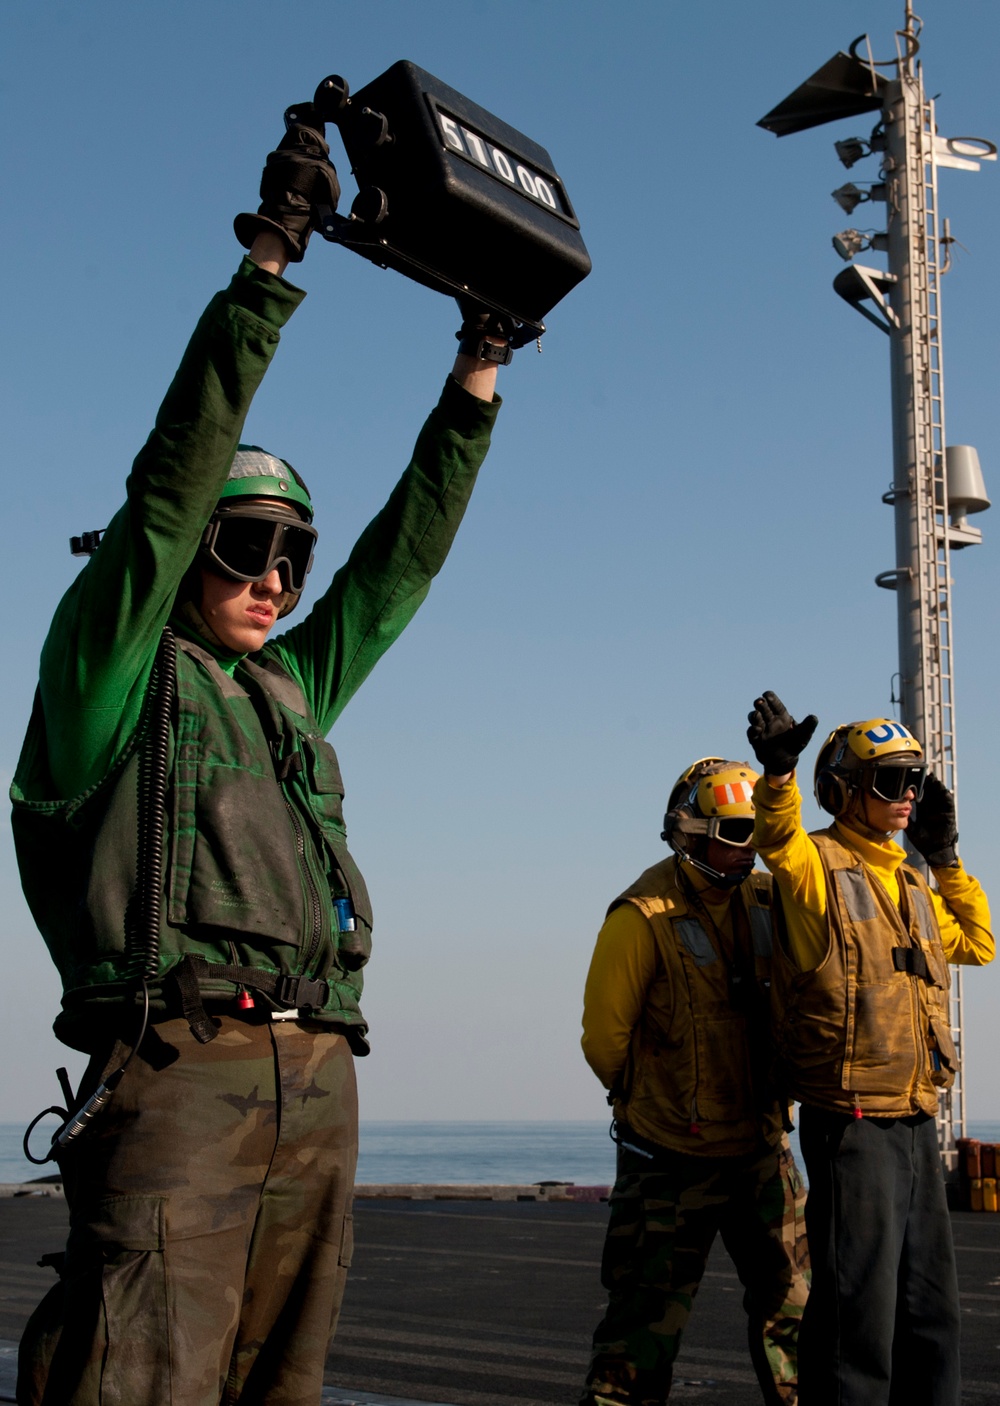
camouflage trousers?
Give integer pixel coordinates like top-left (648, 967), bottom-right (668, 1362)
top-left (18, 1011), bottom-right (358, 1406)
top-left (584, 1133), bottom-right (810, 1406)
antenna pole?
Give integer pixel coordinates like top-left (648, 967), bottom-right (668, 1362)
top-left (903, 3), bottom-right (917, 77)
top-left (758, 7), bottom-right (996, 1177)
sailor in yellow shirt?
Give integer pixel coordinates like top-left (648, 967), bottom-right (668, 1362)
top-left (580, 758), bottom-right (809, 1406)
top-left (746, 691), bottom-right (994, 1406)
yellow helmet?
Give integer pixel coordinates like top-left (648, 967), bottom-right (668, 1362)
top-left (814, 719), bottom-right (927, 817)
top-left (662, 758), bottom-right (759, 885)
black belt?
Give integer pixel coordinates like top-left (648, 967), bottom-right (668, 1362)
top-left (170, 956), bottom-right (330, 1044)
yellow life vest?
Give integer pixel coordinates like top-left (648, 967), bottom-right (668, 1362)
top-left (610, 857), bottom-right (784, 1157)
top-left (770, 828), bottom-right (956, 1116)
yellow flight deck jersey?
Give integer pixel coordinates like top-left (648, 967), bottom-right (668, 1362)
top-left (751, 775), bottom-right (993, 973)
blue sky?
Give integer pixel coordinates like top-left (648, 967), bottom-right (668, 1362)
top-left (3, 1), bottom-right (1000, 1124)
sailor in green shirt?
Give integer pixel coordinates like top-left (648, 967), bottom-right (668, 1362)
top-left (12, 108), bottom-right (515, 1406)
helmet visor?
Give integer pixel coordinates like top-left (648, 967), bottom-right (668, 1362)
top-left (202, 513), bottom-right (317, 594)
top-left (867, 763), bottom-right (927, 802)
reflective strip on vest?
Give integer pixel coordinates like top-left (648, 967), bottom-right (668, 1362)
top-left (675, 919), bottom-right (719, 967)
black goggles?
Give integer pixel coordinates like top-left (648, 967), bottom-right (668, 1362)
top-left (201, 508), bottom-right (317, 595)
top-left (712, 816), bottom-right (755, 847)
top-left (863, 763), bottom-right (927, 802)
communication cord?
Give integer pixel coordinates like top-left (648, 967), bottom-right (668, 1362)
top-left (23, 627), bottom-right (176, 1165)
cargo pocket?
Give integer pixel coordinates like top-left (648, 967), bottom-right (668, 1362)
top-left (846, 983), bottom-right (918, 1093)
top-left (71, 1194), bottom-right (170, 1402)
top-left (599, 1176), bottom-right (644, 1293)
top-left (927, 1008), bottom-right (958, 1088)
top-left (338, 1211), bottom-right (354, 1268)
top-left (693, 1016), bottom-right (753, 1120)
top-left (302, 736), bottom-right (346, 820)
top-left (921, 941), bottom-right (950, 991)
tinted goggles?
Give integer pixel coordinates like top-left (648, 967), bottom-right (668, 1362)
top-left (864, 763), bottom-right (927, 802)
top-left (712, 816), bottom-right (755, 847)
top-left (202, 508), bottom-right (317, 594)
top-left (677, 814), bottom-right (755, 847)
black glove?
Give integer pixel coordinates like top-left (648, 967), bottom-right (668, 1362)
top-left (455, 300), bottom-right (516, 364)
top-left (455, 299), bottom-right (535, 364)
top-left (235, 106), bottom-right (341, 263)
top-left (907, 773), bottom-right (959, 867)
top-left (746, 691), bottom-right (818, 777)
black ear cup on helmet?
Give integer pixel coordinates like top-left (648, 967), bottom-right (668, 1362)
top-left (816, 769), bottom-right (851, 817)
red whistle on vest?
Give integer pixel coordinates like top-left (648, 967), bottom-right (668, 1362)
top-left (689, 1123), bottom-right (701, 1136)
top-left (853, 1094), bottom-right (863, 1120)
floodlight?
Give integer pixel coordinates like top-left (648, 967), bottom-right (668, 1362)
top-left (832, 229), bottom-right (869, 260)
top-left (832, 182), bottom-right (888, 215)
top-left (832, 182), bottom-right (865, 214)
top-left (835, 136), bottom-right (868, 168)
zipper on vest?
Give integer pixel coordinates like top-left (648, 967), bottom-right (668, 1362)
top-left (284, 798), bottom-right (325, 976)
top-left (853, 1092), bottom-right (863, 1120)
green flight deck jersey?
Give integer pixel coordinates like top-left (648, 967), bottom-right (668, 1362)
top-left (11, 259), bottom-right (500, 1051)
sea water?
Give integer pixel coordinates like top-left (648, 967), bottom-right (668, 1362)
top-left (3, 1120), bottom-right (619, 1186)
top-left (3, 1119), bottom-right (999, 1187)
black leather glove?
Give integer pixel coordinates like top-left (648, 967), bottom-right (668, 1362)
top-left (455, 303), bottom-right (515, 364)
top-left (746, 691), bottom-right (818, 777)
top-left (907, 773), bottom-right (959, 867)
top-left (235, 105), bottom-right (340, 263)
top-left (455, 299), bottom-right (536, 364)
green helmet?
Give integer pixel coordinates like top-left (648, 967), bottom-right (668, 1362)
top-left (198, 446), bottom-right (318, 615)
top-left (218, 445), bottom-right (314, 521)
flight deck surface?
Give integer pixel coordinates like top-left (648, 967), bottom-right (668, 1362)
top-left (0, 1194), bottom-right (996, 1403)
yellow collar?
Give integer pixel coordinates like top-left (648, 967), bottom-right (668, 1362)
top-left (835, 819), bottom-right (907, 877)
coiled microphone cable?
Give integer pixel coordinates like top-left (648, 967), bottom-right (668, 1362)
top-left (23, 626), bottom-right (176, 1165)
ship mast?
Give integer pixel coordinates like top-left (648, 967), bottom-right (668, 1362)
top-left (758, 7), bottom-right (995, 1170)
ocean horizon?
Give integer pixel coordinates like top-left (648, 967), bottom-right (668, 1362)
top-left (5, 1118), bottom-right (617, 1187)
top-left (4, 1118), bottom-right (999, 1188)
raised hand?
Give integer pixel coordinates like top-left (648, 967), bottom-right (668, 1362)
top-left (746, 691), bottom-right (818, 778)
